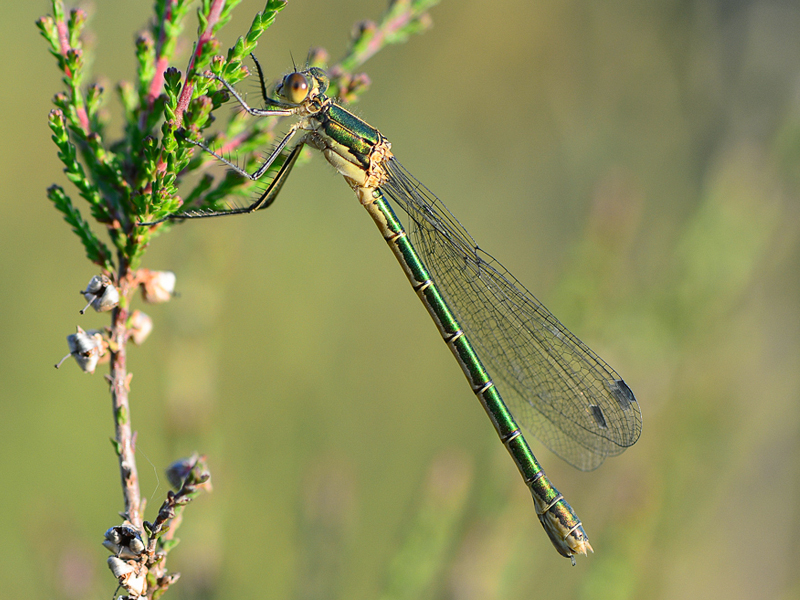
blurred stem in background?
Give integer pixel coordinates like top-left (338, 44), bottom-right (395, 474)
top-left (38, 0), bottom-right (440, 597)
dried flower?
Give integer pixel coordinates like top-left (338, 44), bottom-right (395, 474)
top-left (107, 556), bottom-right (147, 597)
top-left (79, 274), bottom-right (119, 313)
top-left (54, 326), bottom-right (108, 373)
top-left (103, 525), bottom-right (146, 559)
top-left (166, 453), bottom-right (212, 492)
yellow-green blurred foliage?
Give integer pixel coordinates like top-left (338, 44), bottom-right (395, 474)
top-left (1, 1), bottom-right (798, 599)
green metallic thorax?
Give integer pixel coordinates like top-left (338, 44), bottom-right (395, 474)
top-left (326, 105), bottom-right (381, 153)
top-left (313, 103), bottom-right (384, 169)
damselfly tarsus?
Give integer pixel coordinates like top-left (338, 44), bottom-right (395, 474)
top-left (141, 56), bottom-right (642, 563)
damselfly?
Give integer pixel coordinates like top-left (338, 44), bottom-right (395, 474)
top-left (141, 56), bottom-right (642, 563)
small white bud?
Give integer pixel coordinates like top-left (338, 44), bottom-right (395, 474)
top-left (125, 571), bottom-right (147, 597)
top-left (102, 539), bottom-right (121, 555)
top-left (107, 557), bottom-right (147, 597)
top-left (128, 310), bottom-right (153, 345)
top-left (107, 556), bottom-right (134, 578)
top-left (141, 270), bottom-right (176, 303)
top-left (104, 526), bottom-right (123, 546)
top-left (128, 536), bottom-right (145, 555)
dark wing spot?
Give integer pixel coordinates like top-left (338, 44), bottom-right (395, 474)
top-left (608, 379), bottom-right (635, 411)
top-left (589, 404), bottom-right (608, 429)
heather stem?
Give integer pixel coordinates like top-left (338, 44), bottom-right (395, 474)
top-left (147, 0), bottom-right (177, 109)
top-left (109, 262), bottom-right (143, 529)
top-left (55, 14), bottom-right (89, 133)
top-left (175, 0), bottom-right (227, 126)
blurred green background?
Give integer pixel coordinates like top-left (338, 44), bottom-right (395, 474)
top-left (2, 0), bottom-right (799, 598)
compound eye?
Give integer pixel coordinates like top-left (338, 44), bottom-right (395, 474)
top-left (283, 72), bottom-right (309, 103)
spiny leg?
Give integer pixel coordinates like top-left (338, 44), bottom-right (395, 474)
top-left (199, 69), bottom-right (294, 117)
top-left (139, 143), bottom-right (305, 224)
top-left (192, 60), bottom-right (305, 182)
top-left (140, 62), bottom-right (306, 225)
top-left (189, 142), bottom-right (304, 216)
top-left (249, 52), bottom-right (272, 106)
top-left (186, 122), bottom-right (302, 181)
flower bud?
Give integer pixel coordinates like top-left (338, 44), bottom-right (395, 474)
top-left (128, 310), bottom-right (153, 345)
top-left (107, 556), bottom-right (147, 597)
top-left (141, 270), bottom-right (176, 304)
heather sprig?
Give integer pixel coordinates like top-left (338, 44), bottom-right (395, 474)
top-left (40, 0), bottom-right (439, 597)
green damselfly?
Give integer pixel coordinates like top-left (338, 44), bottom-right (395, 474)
top-left (141, 56), bottom-right (642, 563)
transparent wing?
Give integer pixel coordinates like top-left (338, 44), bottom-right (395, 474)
top-left (382, 158), bottom-right (642, 471)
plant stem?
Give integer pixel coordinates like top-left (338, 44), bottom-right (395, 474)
top-left (109, 260), bottom-right (143, 529)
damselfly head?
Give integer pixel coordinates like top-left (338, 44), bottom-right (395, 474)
top-left (279, 72), bottom-right (309, 103)
top-left (277, 67), bottom-right (329, 104)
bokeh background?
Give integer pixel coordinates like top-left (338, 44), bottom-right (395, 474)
top-left (2, 0), bottom-right (799, 599)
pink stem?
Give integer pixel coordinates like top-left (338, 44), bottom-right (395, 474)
top-left (174, 0), bottom-right (226, 126)
top-left (55, 14), bottom-right (89, 133)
